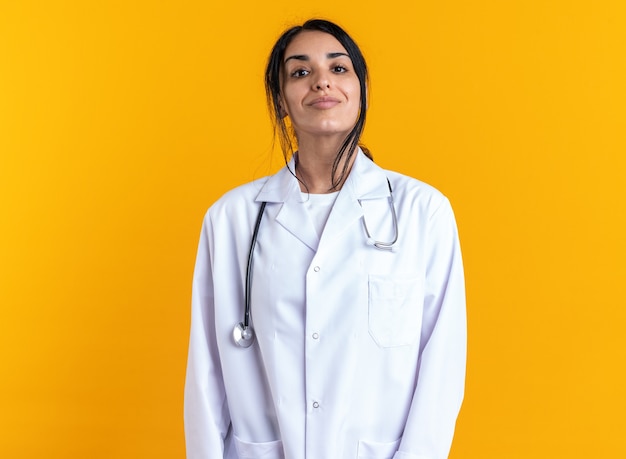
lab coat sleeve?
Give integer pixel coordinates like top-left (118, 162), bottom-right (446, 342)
top-left (394, 197), bottom-right (467, 459)
top-left (184, 214), bottom-right (231, 459)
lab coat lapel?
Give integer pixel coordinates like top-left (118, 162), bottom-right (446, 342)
top-left (319, 151), bottom-right (390, 246)
top-left (275, 200), bottom-right (319, 252)
top-left (255, 161), bottom-right (319, 252)
top-left (318, 188), bottom-right (363, 246)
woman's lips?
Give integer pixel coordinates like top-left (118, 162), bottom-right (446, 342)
top-left (309, 97), bottom-right (340, 109)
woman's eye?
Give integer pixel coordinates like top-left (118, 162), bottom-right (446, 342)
top-left (332, 65), bottom-right (347, 73)
top-left (290, 69), bottom-right (309, 78)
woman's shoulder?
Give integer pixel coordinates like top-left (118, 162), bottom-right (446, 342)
top-left (206, 176), bottom-right (271, 217)
top-left (384, 169), bottom-right (449, 207)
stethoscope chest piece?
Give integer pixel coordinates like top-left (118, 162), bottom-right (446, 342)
top-left (233, 322), bottom-right (255, 348)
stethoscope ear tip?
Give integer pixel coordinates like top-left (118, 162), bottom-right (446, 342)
top-left (368, 237), bottom-right (397, 252)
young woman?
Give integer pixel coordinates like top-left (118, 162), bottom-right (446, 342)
top-left (185, 19), bottom-right (466, 459)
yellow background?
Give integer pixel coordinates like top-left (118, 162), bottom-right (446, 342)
top-left (1, 0), bottom-right (625, 457)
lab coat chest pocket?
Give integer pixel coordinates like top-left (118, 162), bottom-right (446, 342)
top-left (368, 274), bottom-right (423, 347)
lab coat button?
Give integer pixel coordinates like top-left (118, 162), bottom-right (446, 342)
top-left (312, 332), bottom-right (319, 339)
top-left (313, 266), bottom-right (320, 272)
top-left (312, 401), bottom-right (320, 408)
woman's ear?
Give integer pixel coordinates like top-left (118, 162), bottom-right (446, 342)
top-left (278, 98), bottom-right (288, 119)
top-left (279, 106), bottom-right (287, 119)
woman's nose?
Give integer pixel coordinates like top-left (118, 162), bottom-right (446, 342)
top-left (312, 75), bottom-right (330, 91)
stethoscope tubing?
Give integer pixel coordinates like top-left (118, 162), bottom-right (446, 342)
top-left (244, 201), bottom-right (267, 329)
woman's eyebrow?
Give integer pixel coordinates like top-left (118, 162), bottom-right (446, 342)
top-left (285, 54), bottom-right (308, 63)
top-left (284, 52), bottom-right (350, 63)
top-left (327, 52), bottom-right (349, 59)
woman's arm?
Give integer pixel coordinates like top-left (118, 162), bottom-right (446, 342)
top-left (184, 214), bottom-right (231, 459)
top-left (395, 198), bottom-right (467, 459)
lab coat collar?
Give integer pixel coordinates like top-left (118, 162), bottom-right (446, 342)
top-left (343, 149), bottom-right (391, 201)
top-left (254, 148), bottom-right (390, 203)
top-left (253, 149), bottom-right (390, 252)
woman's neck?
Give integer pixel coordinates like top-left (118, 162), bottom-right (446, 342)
top-left (295, 136), bottom-right (356, 194)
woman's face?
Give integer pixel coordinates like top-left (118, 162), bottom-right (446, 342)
top-left (280, 30), bottom-right (361, 142)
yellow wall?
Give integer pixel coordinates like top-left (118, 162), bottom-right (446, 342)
top-left (1, 1), bottom-right (624, 457)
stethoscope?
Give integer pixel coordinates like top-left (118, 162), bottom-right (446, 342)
top-left (233, 183), bottom-right (398, 348)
